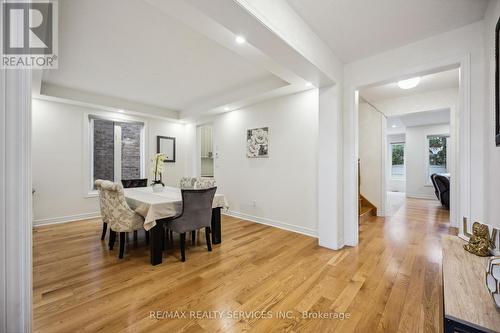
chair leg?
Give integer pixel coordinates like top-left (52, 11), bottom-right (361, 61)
top-left (101, 222), bottom-right (107, 240)
top-left (145, 230), bottom-right (149, 245)
top-left (108, 230), bottom-right (116, 250)
top-left (119, 232), bottom-right (126, 259)
top-left (170, 230), bottom-right (173, 247)
top-left (180, 233), bottom-right (186, 262)
top-left (191, 230), bottom-right (196, 245)
top-left (205, 227), bottom-right (212, 252)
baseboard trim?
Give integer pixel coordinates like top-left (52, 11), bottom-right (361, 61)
top-left (224, 210), bottom-right (318, 238)
top-left (33, 212), bottom-right (101, 227)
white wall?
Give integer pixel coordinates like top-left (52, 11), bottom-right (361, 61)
top-left (32, 98), bottom-right (186, 224)
top-left (358, 102), bottom-right (383, 212)
top-left (484, 0), bottom-right (500, 229)
top-left (387, 133), bottom-right (406, 193)
top-left (213, 90), bottom-right (319, 236)
top-left (405, 123), bottom-right (450, 199)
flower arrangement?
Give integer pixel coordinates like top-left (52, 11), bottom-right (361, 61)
top-left (151, 153), bottom-right (166, 187)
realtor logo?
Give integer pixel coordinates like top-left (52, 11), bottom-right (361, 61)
top-left (2, 1), bottom-right (58, 68)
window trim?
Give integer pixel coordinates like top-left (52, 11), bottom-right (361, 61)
top-left (84, 113), bottom-right (147, 197)
top-left (425, 134), bottom-right (449, 186)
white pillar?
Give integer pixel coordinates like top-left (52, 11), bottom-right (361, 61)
top-left (318, 84), bottom-right (344, 249)
top-left (0, 66), bottom-right (33, 331)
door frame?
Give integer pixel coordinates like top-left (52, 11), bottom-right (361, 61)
top-left (344, 54), bottom-right (471, 246)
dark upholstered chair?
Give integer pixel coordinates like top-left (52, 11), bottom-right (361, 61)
top-left (121, 179), bottom-right (148, 188)
top-left (165, 187), bottom-right (217, 262)
top-left (433, 174), bottom-right (450, 210)
top-left (430, 174), bottom-right (440, 201)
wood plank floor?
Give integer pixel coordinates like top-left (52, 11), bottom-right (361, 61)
top-left (33, 198), bottom-right (451, 332)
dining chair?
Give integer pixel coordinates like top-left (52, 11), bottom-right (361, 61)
top-left (121, 178), bottom-right (148, 189)
top-left (95, 179), bottom-right (109, 240)
top-left (164, 187), bottom-right (217, 262)
top-left (100, 180), bottom-right (145, 259)
top-left (121, 178), bottom-right (149, 243)
top-left (179, 177), bottom-right (197, 189)
top-left (194, 177), bottom-right (216, 189)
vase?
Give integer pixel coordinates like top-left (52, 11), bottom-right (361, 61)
top-left (486, 257), bottom-right (500, 309)
top-left (152, 183), bottom-right (164, 193)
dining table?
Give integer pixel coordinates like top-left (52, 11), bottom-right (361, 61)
top-left (124, 186), bottom-right (228, 265)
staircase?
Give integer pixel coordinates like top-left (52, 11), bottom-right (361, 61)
top-left (358, 159), bottom-right (377, 223)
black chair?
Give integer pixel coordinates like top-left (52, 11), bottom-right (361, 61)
top-left (430, 174), bottom-right (440, 201)
top-left (120, 178), bottom-right (149, 243)
top-left (434, 174), bottom-right (450, 210)
top-left (164, 187), bottom-right (217, 262)
top-left (121, 178), bottom-right (148, 188)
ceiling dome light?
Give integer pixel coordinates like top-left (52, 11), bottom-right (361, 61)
top-left (391, 124), bottom-right (397, 128)
top-left (305, 82), bottom-right (313, 87)
top-left (235, 36), bottom-right (246, 44)
top-left (397, 77), bottom-right (421, 90)
top-left (224, 107), bottom-right (230, 111)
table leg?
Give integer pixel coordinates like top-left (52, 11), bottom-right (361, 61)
top-left (211, 207), bottom-right (221, 244)
top-left (150, 222), bottom-right (163, 266)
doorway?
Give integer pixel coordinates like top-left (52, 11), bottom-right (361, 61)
top-left (198, 125), bottom-right (214, 178)
top-left (355, 66), bottom-right (460, 227)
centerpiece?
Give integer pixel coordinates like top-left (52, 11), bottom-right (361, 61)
top-left (151, 153), bottom-right (166, 192)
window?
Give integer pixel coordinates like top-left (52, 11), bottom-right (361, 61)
top-left (427, 135), bottom-right (448, 183)
top-left (390, 142), bottom-right (405, 179)
top-left (89, 116), bottom-right (144, 191)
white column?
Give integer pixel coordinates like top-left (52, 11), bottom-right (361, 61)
top-left (0, 67), bottom-right (33, 331)
top-left (318, 84), bottom-right (344, 249)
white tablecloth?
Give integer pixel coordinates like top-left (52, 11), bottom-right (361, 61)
top-left (124, 186), bottom-right (228, 231)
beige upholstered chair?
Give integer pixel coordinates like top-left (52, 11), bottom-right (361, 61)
top-left (194, 177), bottom-right (216, 189)
top-left (179, 177), bottom-right (197, 189)
top-left (95, 180), bottom-right (109, 240)
top-left (100, 180), bottom-right (145, 258)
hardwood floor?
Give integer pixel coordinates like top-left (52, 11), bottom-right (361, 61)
top-left (33, 198), bottom-right (451, 332)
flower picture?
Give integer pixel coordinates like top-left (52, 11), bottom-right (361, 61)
top-left (247, 127), bottom-right (269, 158)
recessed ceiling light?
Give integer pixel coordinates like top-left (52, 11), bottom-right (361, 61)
top-left (224, 107), bottom-right (230, 111)
top-left (235, 36), bottom-right (246, 44)
top-left (117, 109), bottom-right (125, 113)
top-left (305, 82), bottom-right (313, 87)
top-left (397, 77), bottom-right (421, 90)
top-left (392, 124), bottom-right (397, 128)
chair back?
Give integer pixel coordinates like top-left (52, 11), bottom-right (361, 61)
top-left (194, 177), bottom-right (216, 189)
top-left (121, 178), bottom-right (148, 188)
top-left (179, 177), bottom-right (196, 189)
top-left (100, 180), bottom-right (144, 232)
top-left (169, 187), bottom-right (217, 234)
top-left (95, 179), bottom-right (109, 224)
top-left (430, 174), bottom-right (440, 200)
top-left (434, 174), bottom-right (450, 209)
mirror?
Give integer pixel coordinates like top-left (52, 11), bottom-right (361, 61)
top-left (157, 136), bottom-right (176, 163)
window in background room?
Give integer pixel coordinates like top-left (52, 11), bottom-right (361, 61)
top-left (427, 135), bottom-right (448, 183)
top-left (390, 142), bottom-right (405, 179)
top-left (90, 116), bottom-right (145, 190)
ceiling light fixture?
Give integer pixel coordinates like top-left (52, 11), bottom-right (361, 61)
top-left (117, 109), bottom-right (125, 113)
top-left (224, 107), bottom-right (230, 111)
top-left (397, 77), bottom-right (421, 90)
top-left (235, 36), bottom-right (246, 44)
top-left (305, 82), bottom-right (313, 88)
top-left (392, 124), bottom-right (397, 128)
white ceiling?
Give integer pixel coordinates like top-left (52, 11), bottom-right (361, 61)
top-left (387, 109), bottom-right (450, 134)
top-left (287, 0), bottom-right (489, 62)
top-left (42, 0), bottom-right (285, 112)
top-left (360, 68), bottom-right (459, 102)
